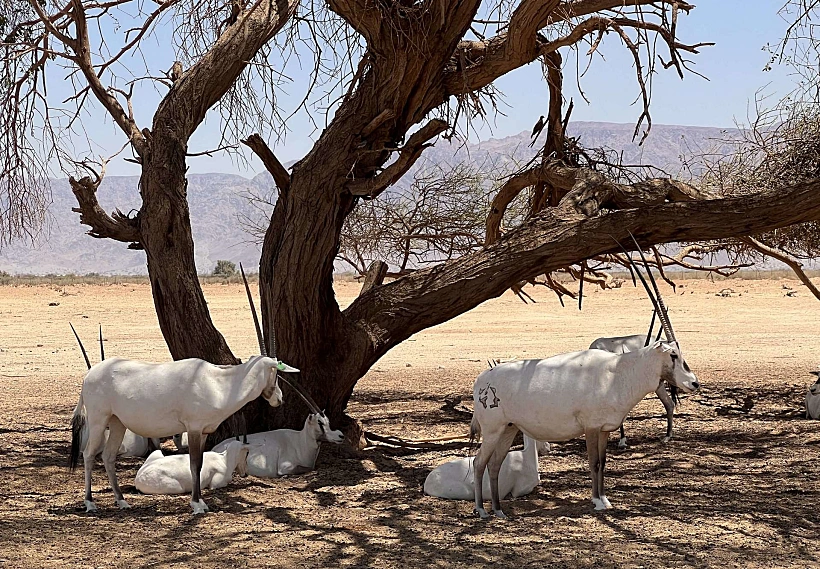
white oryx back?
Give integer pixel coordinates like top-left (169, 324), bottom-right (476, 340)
top-left (79, 356), bottom-right (283, 439)
top-left (473, 344), bottom-right (694, 442)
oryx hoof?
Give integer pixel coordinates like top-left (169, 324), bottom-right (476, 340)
top-left (191, 499), bottom-right (209, 515)
top-left (84, 500), bottom-right (97, 513)
top-left (600, 495), bottom-right (612, 509)
top-left (493, 510), bottom-right (508, 520)
top-left (592, 498), bottom-right (607, 511)
top-left (473, 507), bottom-right (491, 519)
top-left (662, 436), bottom-right (672, 443)
top-left (617, 437), bottom-right (628, 450)
top-left (115, 499), bottom-right (131, 510)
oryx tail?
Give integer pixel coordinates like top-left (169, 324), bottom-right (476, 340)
top-left (69, 393), bottom-right (86, 471)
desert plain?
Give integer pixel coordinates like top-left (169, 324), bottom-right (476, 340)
top-left (0, 276), bottom-right (818, 568)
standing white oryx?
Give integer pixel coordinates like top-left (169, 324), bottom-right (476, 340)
top-left (805, 371), bottom-right (820, 419)
top-left (470, 235), bottom-right (700, 518)
top-left (68, 266), bottom-right (321, 514)
top-left (211, 412), bottom-right (344, 477)
top-left (424, 434), bottom-right (540, 501)
top-left (589, 310), bottom-right (680, 448)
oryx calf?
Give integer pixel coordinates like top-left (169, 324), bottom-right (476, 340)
top-left (470, 235), bottom-right (699, 518)
top-left (212, 412), bottom-right (345, 477)
top-left (424, 435), bottom-right (540, 501)
top-left (135, 440), bottom-right (251, 495)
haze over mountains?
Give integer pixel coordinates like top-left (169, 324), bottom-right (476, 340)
top-left (0, 121), bottom-right (736, 275)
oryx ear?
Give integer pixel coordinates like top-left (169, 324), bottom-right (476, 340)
top-left (650, 340), bottom-right (671, 352)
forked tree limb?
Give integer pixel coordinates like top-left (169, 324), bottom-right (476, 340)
top-left (741, 236), bottom-right (820, 300)
top-left (70, 176), bottom-right (141, 246)
top-left (347, 119), bottom-right (449, 198)
top-left (242, 134), bottom-right (291, 196)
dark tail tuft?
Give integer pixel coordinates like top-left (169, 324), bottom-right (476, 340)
top-left (670, 385), bottom-right (681, 407)
top-left (69, 411), bottom-right (85, 471)
top-left (468, 414), bottom-right (481, 455)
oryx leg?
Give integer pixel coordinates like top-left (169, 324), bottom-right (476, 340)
top-left (101, 416), bottom-right (130, 509)
top-left (586, 428), bottom-right (609, 510)
top-left (618, 423), bottom-right (627, 449)
top-left (656, 384), bottom-right (675, 443)
top-left (596, 430), bottom-right (612, 509)
top-left (487, 426), bottom-right (519, 519)
top-left (82, 416), bottom-right (108, 512)
top-left (187, 431), bottom-right (208, 514)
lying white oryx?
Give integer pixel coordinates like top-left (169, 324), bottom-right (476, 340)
top-left (805, 371), bottom-right (820, 419)
top-left (135, 440), bottom-right (251, 495)
top-left (70, 324), bottom-right (160, 458)
top-left (589, 314), bottom-right (680, 448)
top-left (470, 235), bottom-right (700, 518)
top-left (212, 412), bottom-right (345, 477)
top-left (424, 435), bottom-right (540, 501)
top-left (68, 267), bottom-right (320, 514)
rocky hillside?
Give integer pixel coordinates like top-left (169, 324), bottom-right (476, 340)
top-left (0, 121), bottom-right (735, 275)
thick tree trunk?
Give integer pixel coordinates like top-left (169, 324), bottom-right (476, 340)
top-left (139, 138), bottom-right (238, 364)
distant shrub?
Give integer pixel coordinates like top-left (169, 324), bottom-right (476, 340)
top-left (213, 260), bottom-right (237, 277)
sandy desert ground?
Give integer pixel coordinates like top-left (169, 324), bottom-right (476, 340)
top-left (0, 276), bottom-right (818, 568)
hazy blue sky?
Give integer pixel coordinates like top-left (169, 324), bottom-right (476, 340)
top-left (56, 1), bottom-right (801, 177)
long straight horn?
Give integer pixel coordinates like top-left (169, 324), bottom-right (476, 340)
top-left (99, 325), bottom-right (104, 361)
top-left (628, 232), bottom-right (677, 343)
top-left (612, 236), bottom-right (666, 334)
top-left (644, 309), bottom-right (657, 347)
top-left (69, 323), bottom-right (91, 370)
top-left (277, 374), bottom-right (322, 415)
top-left (240, 263), bottom-right (267, 357)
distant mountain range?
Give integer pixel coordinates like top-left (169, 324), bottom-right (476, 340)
top-left (0, 121), bottom-right (738, 275)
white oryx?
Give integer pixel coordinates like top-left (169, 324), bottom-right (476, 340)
top-left (805, 371), bottom-right (820, 419)
top-left (470, 235), bottom-right (700, 518)
top-left (135, 440), bottom-right (251, 495)
top-left (211, 412), bottom-right (345, 477)
top-left (68, 266), bottom-right (321, 514)
top-left (589, 312), bottom-right (680, 448)
top-left (70, 324), bottom-right (160, 458)
top-left (424, 435), bottom-right (540, 501)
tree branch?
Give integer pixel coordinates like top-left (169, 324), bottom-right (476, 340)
top-left (346, 178), bottom-right (820, 356)
top-left (242, 134), bottom-right (291, 196)
top-left (155, 0), bottom-right (298, 139)
top-left (741, 236), bottom-right (820, 300)
top-left (347, 119), bottom-right (449, 198)
top-left (70, 176), bottom-right (141, 246)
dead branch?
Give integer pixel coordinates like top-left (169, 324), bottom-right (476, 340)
top-left (742, 236), bottom-right (820, 300)
top-left (242, 134), bottom-right (291, 195)
top-left (347, 119), bottom-right (449, 198)
top-left (70, 176), bottom-right (141, 246)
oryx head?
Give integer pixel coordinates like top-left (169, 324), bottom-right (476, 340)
top-left (259, 357), bottom-right (291, 407)
top-left (225, 439), bottom-right (251, 478)
top-left (809, 371), bottom-right (820, 396)
top-left (615, 233), bottom-right (699, 394)
top-left (307, 412), bottom-right (345, 444)
top-left (241, 264), bottom-right (325, 415)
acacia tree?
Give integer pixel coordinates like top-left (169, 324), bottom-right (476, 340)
top-left (5, 0), bottom-right (820, 443)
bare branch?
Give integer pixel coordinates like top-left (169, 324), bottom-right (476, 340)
top-left (347, 119), bottom-right (449, 198)
top-left (242, 134), bottom-right (291, 195)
